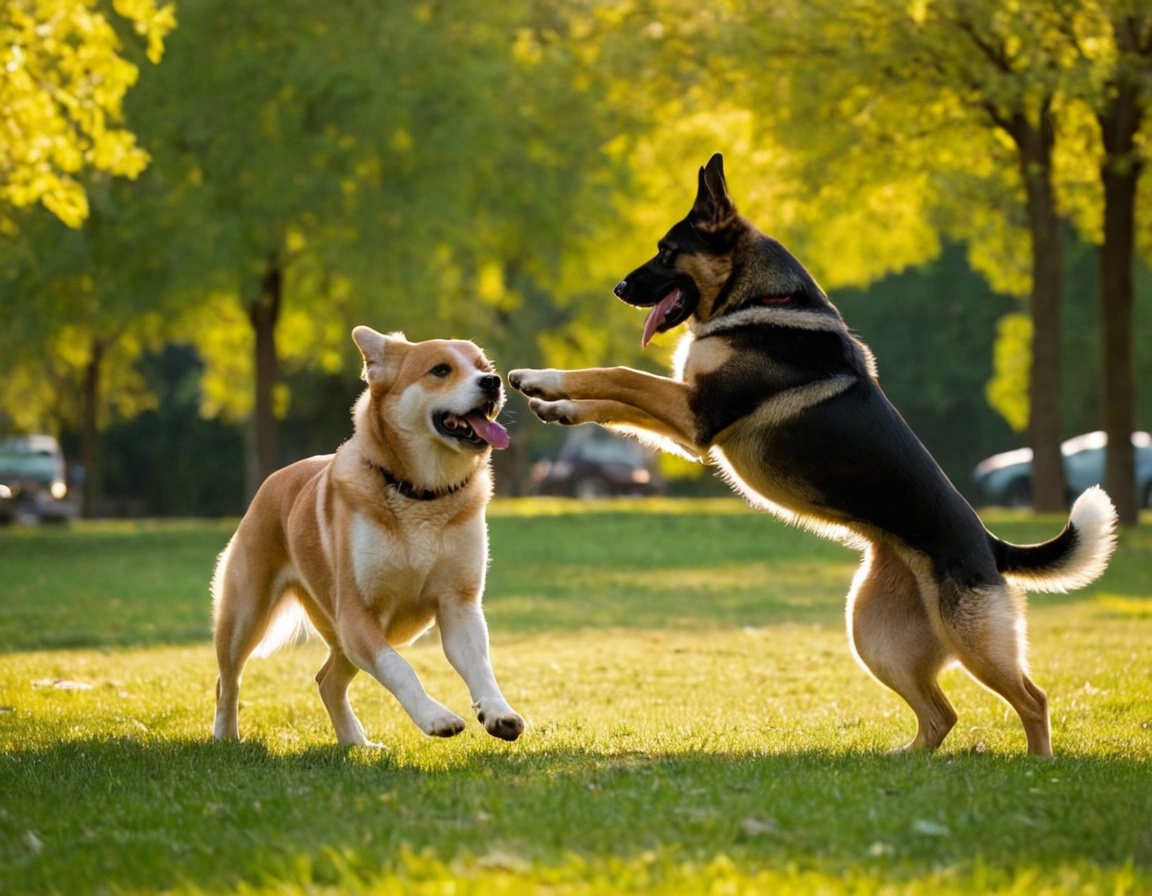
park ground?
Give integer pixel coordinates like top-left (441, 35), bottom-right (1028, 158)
top-left (1, 499), bottom-right (1150, 894)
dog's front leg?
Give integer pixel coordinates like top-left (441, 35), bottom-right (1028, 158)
top-left (437, 597), bottom-right (524, 741)
top-left (509, 367), bottom-right (704, 456)
top-left (337, 593), bottom-right (465, 738)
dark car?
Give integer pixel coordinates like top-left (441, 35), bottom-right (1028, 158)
top-left (531, 426), bottom-right (666, 498)
top-left (0, 434), bottom-right (79, 523)
top-left (973, 431), bottom-right (1152, 508)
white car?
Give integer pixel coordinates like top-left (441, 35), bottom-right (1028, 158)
top-left (973, 431), bottom-right (1152, 508)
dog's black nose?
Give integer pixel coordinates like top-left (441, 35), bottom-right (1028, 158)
top-left (478, 374), bottom-right (501, 395)
top-left (613, 280), bottom-right (629, 299)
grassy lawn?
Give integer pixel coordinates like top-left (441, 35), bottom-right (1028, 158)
top-left (1, 499), bottom-right (1150, 894)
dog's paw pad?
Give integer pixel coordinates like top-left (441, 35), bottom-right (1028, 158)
top-left (529, 399), bottom-right (575, 425)
top-left (484, 712), bottom-right (525, 742)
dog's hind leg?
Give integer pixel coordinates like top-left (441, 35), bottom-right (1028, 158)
top-left (847, 543), bottom-right (957, 751)
top-left (212, 541), bottom-right (280, 741)
top-left (940, 584), bottom-right (1051, 757)
top-left (315, 647), bottom-right (371, 746)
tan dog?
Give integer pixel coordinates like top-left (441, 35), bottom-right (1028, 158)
top-left (212, 327), bottom-right (524, 746)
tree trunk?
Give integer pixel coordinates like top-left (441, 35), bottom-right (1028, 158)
top-left (1098, 166), bottom-right (1139, 525)
top-left (247, 253), bottom-right (283, 499)
top-left (1096, 39), bottom-right (1143, 527)
top-left (1013, 109), bottom-right (1067, 514)
top-left (80, 339), bottom-right (104, 519)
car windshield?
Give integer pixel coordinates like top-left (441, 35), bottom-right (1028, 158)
top-left (0, 451), bottom-right (58, 484)
top-left (0, 437), bottom-right (63, 485)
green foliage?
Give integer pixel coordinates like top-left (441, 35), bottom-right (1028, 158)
top-left (0, 0), bottom-right (174, 229)
top-left (835, 244), bottom-right (1020, 478)
top-left (5, 0), bottom-right (1152, 512)
top-left (988, 313), bottom-right (1034, 433)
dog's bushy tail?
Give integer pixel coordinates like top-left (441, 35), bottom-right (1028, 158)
top-left (990, 485), bottom-right (1118, 593)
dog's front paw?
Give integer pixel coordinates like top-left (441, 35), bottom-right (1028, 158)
top-left (417, 707), bottom-right (467, 738)
top-left (476, 705), bottom-right (526, 742)
top-left (529, 398), bottom-right (578, 425)
top-left (509, 368), bottom-right (566, 400)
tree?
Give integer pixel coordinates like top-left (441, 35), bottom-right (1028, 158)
top-left (0, 0), bottom-right (174, 230)
top-left (0, 173), bottom-right (190, 515)
top-left (1050, 2), bottom-right (1152, 525)
top-left (126, 0), bottom-right (643, 497)
top-left (723, 0), bottom-right (1081, 511)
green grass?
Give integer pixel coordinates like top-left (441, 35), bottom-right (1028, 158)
top-left (1, 500), bottom-right (1151, 894)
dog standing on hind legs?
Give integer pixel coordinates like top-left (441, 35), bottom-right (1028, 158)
top-left (213, 326), bottom-right (524, 746)
top-left (509, 153), bottom-right (1118, 756)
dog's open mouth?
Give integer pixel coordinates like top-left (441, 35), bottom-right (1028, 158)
top-left (435, 402), bottom-right (510, 450)
top-left (641, 287), bottom-right (694, 348)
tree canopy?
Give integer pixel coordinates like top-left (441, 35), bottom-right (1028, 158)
top-left (0, 0), bottom-right (174, 229)
top-left (2, 0), bottom-right (1150, 517)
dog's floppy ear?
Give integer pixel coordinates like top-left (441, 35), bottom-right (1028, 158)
top-left (352, 326), bottom-right (405, 387)
top-left (692, 153), bottom-right (736, 232)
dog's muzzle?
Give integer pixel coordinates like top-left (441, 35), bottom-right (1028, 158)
top-left (613, 280), bottom-right (629, 299)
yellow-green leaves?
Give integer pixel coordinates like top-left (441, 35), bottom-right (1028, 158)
top-left (0, 0), bottom-right (174, 228)
top-left (987, 312), bottom-right (1032, 432)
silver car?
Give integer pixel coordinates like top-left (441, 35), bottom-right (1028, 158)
top-left (0, 434), bottom-right (79, 523)
top-left (973, 431), bottom-right (1152, 508)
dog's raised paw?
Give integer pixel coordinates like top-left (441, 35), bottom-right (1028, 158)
top-left (529, 398), bottom-right (576, 425)
top-left (509, 368), bottom-right (564, 400)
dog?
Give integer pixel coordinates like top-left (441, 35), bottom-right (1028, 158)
top-left (509, 154), bottom-right (1117, 756)
top-left (213, 327), bottom-right (525, 746)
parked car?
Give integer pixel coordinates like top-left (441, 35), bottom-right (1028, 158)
top-left (531, 426), bottom-right (666, 498)
top-left (973, 431), bottom-right (1152, 508)
top-left (0, 434), bottom-right (79, 523)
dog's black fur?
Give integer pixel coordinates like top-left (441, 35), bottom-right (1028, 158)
top-left (510, 153), bottom-right (1117, 754)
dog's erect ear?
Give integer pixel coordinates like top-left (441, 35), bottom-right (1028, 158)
top-left (352, 326), bottom-right (405, 386)
top-left (692, 153), bottom-right (736, 232)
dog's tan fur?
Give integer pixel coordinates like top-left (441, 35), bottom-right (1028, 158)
top-left (212, 327), bottom-right (523, 746)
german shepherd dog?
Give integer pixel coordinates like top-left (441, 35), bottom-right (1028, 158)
top-left (509, 154), bottom-right (1117, 756)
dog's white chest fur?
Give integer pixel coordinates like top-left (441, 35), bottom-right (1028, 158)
top-left (349, 511), bottom-right (487, 629)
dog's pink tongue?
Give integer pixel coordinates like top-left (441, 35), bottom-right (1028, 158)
top-left (466, 414), bottom-right (510, 449)
top-left (641, 288), bottom-right (682, 349)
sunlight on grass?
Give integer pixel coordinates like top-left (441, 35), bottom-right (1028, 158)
top-left (1094, 595), bottom-right (1152, 618)
top-left (1, 506), bottom-right (1150, 894)
top-left (488, 497), bottom-right (758, 517)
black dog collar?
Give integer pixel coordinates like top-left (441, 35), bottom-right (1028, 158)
top-left (365, 457), bottom-right (473, 502)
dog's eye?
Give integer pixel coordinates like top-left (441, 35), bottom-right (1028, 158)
top-left (429, 364), bottom-right (452, 378)
top-left (659, 248), bottom-right (677, 266)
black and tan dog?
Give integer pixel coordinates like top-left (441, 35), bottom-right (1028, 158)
top-left (509, 154), bottom-right (1117, 756)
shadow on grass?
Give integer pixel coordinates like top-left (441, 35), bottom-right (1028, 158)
top-left (2, 736), bottom-right (1149, 892)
